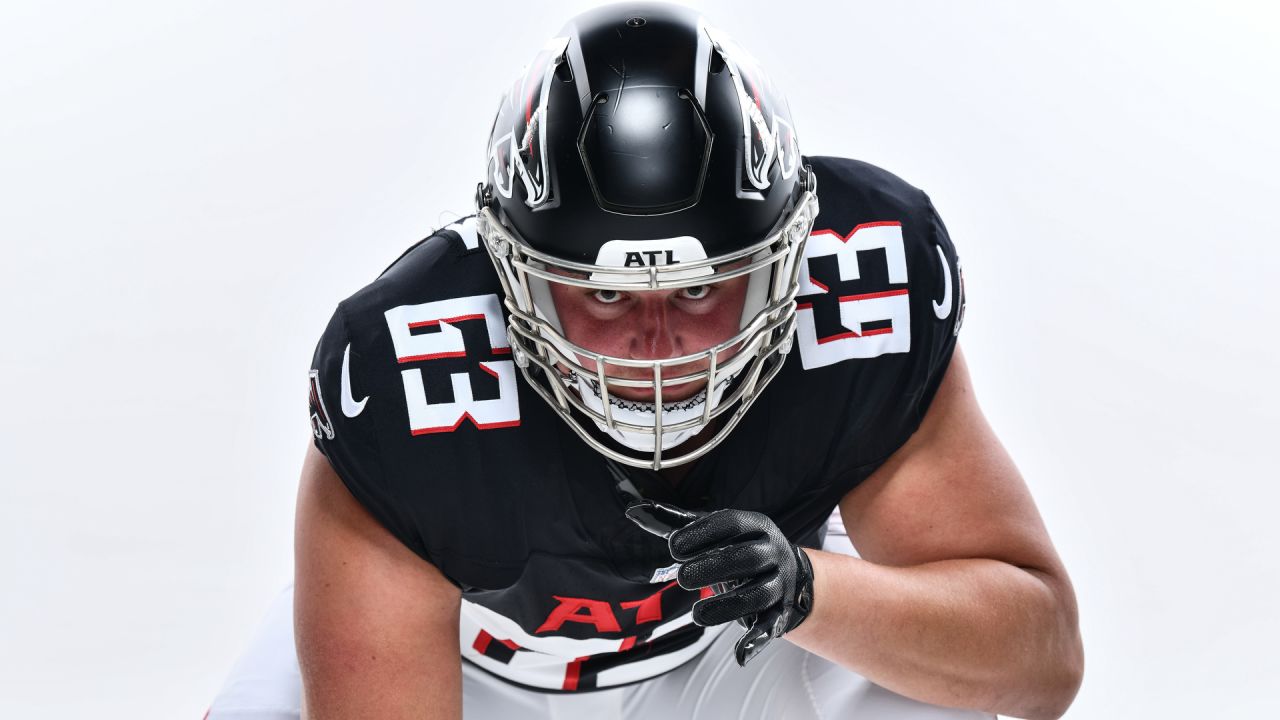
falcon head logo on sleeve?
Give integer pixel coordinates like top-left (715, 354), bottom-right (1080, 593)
top-left (308, 369), bottom-right (335, 440)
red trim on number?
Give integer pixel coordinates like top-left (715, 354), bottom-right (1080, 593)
top-left (816, 326), bottom-right (893, 344)
top-left (479, 363), bottom-right (500, 379)
top-left (398, 351), bottom-right (467, 364)
top-left (498, 638), bottom-right (520, 651)
top-left (619, 636), bottom-right (637, 652)
top-left (796, 301), bottom-right (813, 310)
top-left (810, 220), bottom-right (902, 243)
top-left (837, 288), bottom-right (909, 303)
top-left (808, 277), bottom-right (829, 293)
top-left (492, 347), bottom-right (511, 355)
top-left (408, 313), bottom-right (486, 330)
top-left (472, 630), bottom-right (493, 654)
top-left (817, 330), bottom-right (862, 344)
top-left (411, 413), bottom-right (521, 435)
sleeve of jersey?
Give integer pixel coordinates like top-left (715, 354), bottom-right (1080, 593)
top-left (825, 192), bottom-right (966, 486)
top-left (307, 305), bottom-right (433, 564)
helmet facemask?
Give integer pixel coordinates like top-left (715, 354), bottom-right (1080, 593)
top-left (476, 189), bottom-right (818, 469)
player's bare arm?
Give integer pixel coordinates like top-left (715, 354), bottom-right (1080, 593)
top-left (784, 347), bottom-right (1084, 719)
top-left (294, 443), bottom-right (462, 719)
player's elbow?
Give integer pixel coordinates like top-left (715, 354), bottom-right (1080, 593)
top-left (1041, 629), bottom-right (1084, 720)
top-left (983, 635), bottom-right (1082, 720)
top-left (1014, 647), bottom-right (1083, 720)
top-left (1007, 575), bottom-right (1084, 720)
top-left (1045, 579), bottom-right (1084, 719)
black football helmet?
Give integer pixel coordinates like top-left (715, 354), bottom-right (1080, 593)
top-left (476, 3), bottom-right (818, 469)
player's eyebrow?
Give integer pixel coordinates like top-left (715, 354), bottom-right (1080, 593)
top-left (547, 267), bottom-right (590, 280)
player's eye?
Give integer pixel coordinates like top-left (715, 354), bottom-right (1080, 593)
top-left (592, 289), bottom-right (624, 304)
top-left (680, 285), bottom-right (711, 300)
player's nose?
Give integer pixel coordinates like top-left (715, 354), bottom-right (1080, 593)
top-left (628, 298), bottom-right (679, 361)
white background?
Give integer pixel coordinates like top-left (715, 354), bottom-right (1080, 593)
top-left (1, 1), bottom-right (1277, 718)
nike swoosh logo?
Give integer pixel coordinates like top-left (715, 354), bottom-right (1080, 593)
top-left (932, 244), bottom-right (952, 320)
top-left (341, 343), bottom-right (368, 418)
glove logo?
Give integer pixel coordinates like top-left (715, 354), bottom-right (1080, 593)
top-left (649, 561), bottom-right (682, 584)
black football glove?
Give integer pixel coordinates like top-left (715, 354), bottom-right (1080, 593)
top-left (625, 500), bottom-right (815, 667)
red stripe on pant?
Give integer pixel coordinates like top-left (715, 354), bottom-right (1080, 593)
top-left (562, 656), bottom-right (592, 691)
top-left (472, 629), bottom-right (521, 664)
top-left (472, 629), bottom-right (493, 654)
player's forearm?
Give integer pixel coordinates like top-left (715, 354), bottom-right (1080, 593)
top-left (783, 549), bottom-right (1082, 720)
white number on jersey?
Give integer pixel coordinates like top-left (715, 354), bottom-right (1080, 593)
top-left (795, 222), bottom-right (911, 369)
top-left (384, 294), bottom-right (520, 434)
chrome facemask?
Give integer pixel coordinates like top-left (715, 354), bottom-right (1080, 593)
top-left (476, 190), bottom-right (818, 469)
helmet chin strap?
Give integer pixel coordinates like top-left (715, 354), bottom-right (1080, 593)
top-left (529, 295), bottom-right (705, 452)
top-left (572, 373), bottom-right (735, 452)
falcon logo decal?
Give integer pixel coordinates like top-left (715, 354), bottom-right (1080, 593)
top-left (703, 24), bottom-right (801, 190)
top-left (486, 36), bottom-right (570, 207)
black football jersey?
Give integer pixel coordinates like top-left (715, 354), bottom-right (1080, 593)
top-left (305, 155), bottom-right (965, 691)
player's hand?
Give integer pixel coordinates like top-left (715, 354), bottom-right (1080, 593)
top-left (625, 500), bottom-right (815, 667)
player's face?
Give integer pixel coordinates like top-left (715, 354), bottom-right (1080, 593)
top-left (548, 274), bottom-right (751, 402)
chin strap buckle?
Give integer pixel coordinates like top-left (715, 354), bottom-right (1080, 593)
top-left (475, 182), bottom-right (493, 211)
top-left (799, 162), bottom-right (816, 193)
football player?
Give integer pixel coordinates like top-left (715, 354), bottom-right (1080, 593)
top-left (208, 4), bottom-right (1082, 719)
